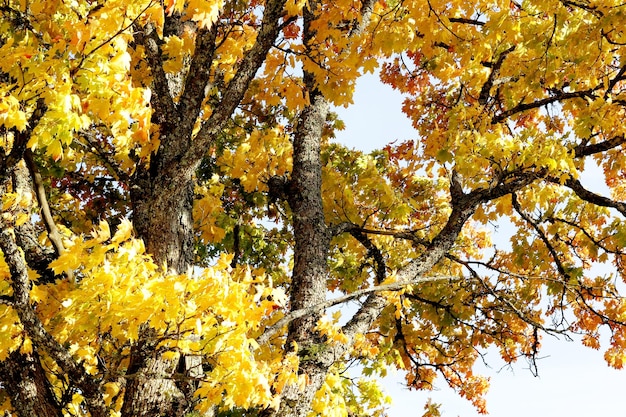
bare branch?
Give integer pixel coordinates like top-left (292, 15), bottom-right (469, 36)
top-left (558, 177), bottom-right (626, 217)
top-left (24, 150), bottom-right (66, 258)
top-left (257, 274), bottom-right (462, 345)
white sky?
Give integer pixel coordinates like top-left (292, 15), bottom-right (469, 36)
top-left (332, 73), bottom-right (626, 417)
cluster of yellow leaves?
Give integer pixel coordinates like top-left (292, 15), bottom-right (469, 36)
top-left (1, 179), bottom-right (34, 228)
top-left (219, 127), bottom-right (293, 192)
top-left (194, 174), bottom-right (227, 243)
top-left (309, 367), bottom-right (391, 417)
top-left (323, 147), bottom-right (411, 225)
top-left (164, 0), bottom-right (224, 28)
top-left (0, 94), bottom-right (28, 132)
top-left (360, 2), bottom-right (626, 399)
top-left (310, 371), bottom-right (350, 417)
top-left (255, 51), bottom-right (309, 111)
top-left (301, 0), bottom-right (381, 106)
top-left (254, 0), bottom-right (380, 108)
top-left (316, 311), bottom-right (349, 345)
top-left (0, 219), bottom-right (295, 412)
top-left (375, 0), bottom-right (626, 188)
top-left (350, 333), bottom-right (380, 360)
top-left (0, 0), bottom-right (155, 163)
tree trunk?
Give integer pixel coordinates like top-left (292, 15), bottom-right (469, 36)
top-left (123, 166), bottom-right (196, 417)
top-left (122, 2), bottom-right (288, 414)
top-left (131, 168), bottom-right (196, 274)
top-left (272, 2), bottom-right (336, 405)
top-left (269, 1), bottom-right (380, 414)
top-left (278, 88), bottom-right (332, 417)
top-left (120, 328), bottom-right (189, 417)
top-left (0, 350), bottom-right (62, 417)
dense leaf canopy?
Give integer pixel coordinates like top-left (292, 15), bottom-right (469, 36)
top-left (1, 0), bottom-right (626, 416)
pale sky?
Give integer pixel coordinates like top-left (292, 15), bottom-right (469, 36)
top-left (333, 73), bottom-right (626, 416)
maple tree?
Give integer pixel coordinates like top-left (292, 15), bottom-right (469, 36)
top-left (1, 0), bottom-right (626, 416)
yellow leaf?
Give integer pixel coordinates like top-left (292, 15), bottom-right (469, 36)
top-left (111, 218), bottom-right (133, 244)
top-left (162, 351), bottom-right (179, 361)
top-left (187, 0), bottom-right (223, 28)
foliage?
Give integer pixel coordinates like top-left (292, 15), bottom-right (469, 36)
top-left (1, 0), bottom-right (626, 416)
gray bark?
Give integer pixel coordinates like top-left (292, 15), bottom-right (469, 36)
top-left (279, 89), bottom-right (331, 416)
top-left (0, 218), bottom-right (107, 417)
top-left (0, 350), bottom-right (62, 417)
top-left (122, 2), bottom-right (288, 415)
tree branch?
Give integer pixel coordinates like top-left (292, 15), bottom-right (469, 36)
top-left (341, 170), bottom-right (543, 341)
top-left (256, 274), bottom-right (462, 345)
top-left (512, 192), bottom-right (569, 278)
top-left (133, 23), bottom-right (177, 128)
top-left (448, 17), bottom-right (485, 26)
top-left (492, 89), bottom-right (594, 124)
top-left (186, 0), bottom-right (289, 171)
top-left (479, 45), bottom-right (515, 105)
top-left (177, 24), bottom-right (219, 140)
top-left (559, 177), bottom-right (626, 217)
top-left (604, 64), bottom-right (626, 99)
top-left (24, 150), bottom-right (65, 258)
top-left (564, 178), bottom-right (626, 217)
top-left (349, 229), bottom-right (387, 284)
top-left (573, 134), bottom-right (626, 158)
top-left (78, 129), bottom-right (129, 182)
top-left (0, 225), bottom-right (107, 417)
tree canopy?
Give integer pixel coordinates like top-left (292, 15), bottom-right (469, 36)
top-left (1, 0), bottom-right (626, 416)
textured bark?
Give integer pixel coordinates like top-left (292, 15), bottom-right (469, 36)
top-left (0, 219), bottom-right (107, 417)
top-left (131, 170), bottom-right (196, 274)
top-left (0, 350), bottom-right (62, 417)
top-left (120, 328), bottom-right (188, 417)
top-left (278, 89), bottom-right (331, 417)
top-left (124, 18), bottom-right (215, 413)
top-left (123, 2), bottom-right (288, 415)
top-left (268, 2), bottom-right (381, 415)
top-left (286, 89), bottom-right (330, 341)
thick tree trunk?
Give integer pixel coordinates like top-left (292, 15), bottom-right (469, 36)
top-left (271, 5), bottom-right (337, 410)
top-left (131, 169), bottom-right (195, 274)
top-left (278, 88), bottom-right (332, 417)
top-left (124, 168), bottom-right (195, 417)
top-left (122, 2), bottom-right (288, 415)
top-left (120, 327), bottom-right (189, 417)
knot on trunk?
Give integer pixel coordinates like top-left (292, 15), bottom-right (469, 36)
top-left (267, 175), bottom-right (291, 202)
